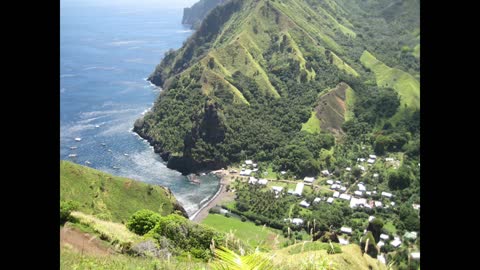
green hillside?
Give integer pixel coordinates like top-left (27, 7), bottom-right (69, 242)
top-left (136, 0), bottom-right (420, 175)
top-left (360, 50), bottom-right (420, 110)
top-left (60, 161), bottom-right (186, 222)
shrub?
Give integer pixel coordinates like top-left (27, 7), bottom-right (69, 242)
top-left (224, 213), bottom-right (230, 218)
top-left (126, 209), bottom-right (162, 236)
top-left (241, 216), bottom-right (246, 222)
top-left (60, 200), bottom-right (79, 225)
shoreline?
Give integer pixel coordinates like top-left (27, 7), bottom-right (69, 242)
top-left (190, 169), bottom-right (236, 223)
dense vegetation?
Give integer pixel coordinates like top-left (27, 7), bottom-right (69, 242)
top-left (137, 0), bottom-right (420, 178)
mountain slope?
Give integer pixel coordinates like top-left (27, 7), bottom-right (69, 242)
top-left (60, 161), bottom-right (188, 222)
top-left (136, 0), bottom-right (420, 174)
top-left (182, 0), bottom-right (227, 29)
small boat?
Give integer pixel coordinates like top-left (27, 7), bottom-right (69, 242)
top-left (107, 149), bottom-right (112, 152)
top-left (187, 174), bottom-right (200, 184)
top-left (70, 146), bottom-right (78, 150)
top-left (124, 153), bottom-right (129, 156)
top-left (200, 173), bottom-right (206, 176)
top-left (101, 143), bottom-right (106, 146)
top-left (95, 125), bottom-right (100, 128)
top-left (74, 138), bottom-right (82, 142)
top-left (112, 166), bottom-right (120, 170)
top-left (68, 154), bottom-right (77, 158)
top-left (85, 161), bottom-right (91, 165)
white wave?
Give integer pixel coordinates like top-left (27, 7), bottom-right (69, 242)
top-left (80, 108), bottom-right (139, 118)
top-left (124, 58), bottom-right (146, 64)
top-left (176, 30), bottom-right (193, 33)
top-left (127, 46), bottom-right (141, 50)
top-left (189, 184), bottom-right (222, 220)
top-left (82, 66), bottom-right (119, 71)
top-left (108, 40), bottom-right (146, 46)
top-left (60, 74), bottom-right (76, 78)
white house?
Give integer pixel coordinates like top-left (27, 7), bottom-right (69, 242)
top-left (391, 238), bottom-right (402, 248)
top-left (380, 234), bottom-right (389, 241)
top-left (321, 169), bottom-right (330, 176)
top-left (339, 194), bottom-right (351, 200)
top-left (354, 191), bottom-right (363, 197)
top-left (369, 154), bottom-right (377, 159)
top-left (358, 158), bottom-right (366, 162)
top-left (327, 197), bottom-right (334, 204)
top-left (240, 169), bottom-right (252, 176)
top-left (295, 182), bottom-right (305, 196)
top-left (335, 180), bottom-right (342, 184)
top-left (358, 184), bottom-right (366, 191)
top-left (326, 179), bottom-right (334, 185)
top-left (404, 231), bottom-right (418, 240)
top-left (333, 191), bottom-right (340, 198)
top-left (377, 254), bottom-right (386, 264)
top-left (291, 218), bottom-right (304, 225)
top-left (377, 240), bottom-right (385, 248)
top-left (381, 192), bottom-right (392, 198)
top-left (313, 197), bottom-right (321, 204)
top-left (390, 202), bottom-right (395, 206)
top-left (303, 177), bottom-right (315, 183)
top-left (367, 158), bottom-right (375, 164)
top-left (410, 252), bottom-right (420, 260)
top-left (252, 163), bottom-right (257, 168)
top-left (280, 171), bottom-right (287, 175)
top-left (385, 158), bottom-right (394, 162)
top-left (245, 160), bottom-right (253, 165)
top-left (299, 200), bottom-right (310, 208)
top-left (358, 165), bottom-right (366, 171)
top-left (272, 186), bottom-right (284, 194)
top-left (366, 191), bottom-right (372, 196)
top-left (331, 184), bottom-right (340, 190)
top-left (346, 167), bottom-right (351, 171)
top-left (248, 177), bottom-right (258, 184)
top-left (374, 201), bottom-right (383, 208)
top-left (368, 216), bottom-right (375, 222)
top-left (340, 186), bottom-right (347, 192)
top-left (258, 179), bottom-right (268, 185)
top-left (350, 197), bottom-right (367, 208)
top-left (373, 173), bottom-right (379, 178)
top-left (339, 237), bottom-right (350, 245)
top-left (252, 168), bottom-right (259, 172)
top-left (287, 189), bottom-right (295, 195)
top-left (412, 204), bottom-right (420, 210)
top-left (340, 227), bottom-right (352, 235)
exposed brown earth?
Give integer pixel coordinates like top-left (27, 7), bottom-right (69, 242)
top-left (314, 82), bottom-right (350, 135)
top-left (60, 225), bottom-right (114, 256)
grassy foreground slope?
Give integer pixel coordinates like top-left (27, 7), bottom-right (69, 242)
top-left (202, 213), bottom-right (288, 250)
top-left (360, 50), bottom-right (420, 110)
top-left (60, 161), bottom-right (185, 223)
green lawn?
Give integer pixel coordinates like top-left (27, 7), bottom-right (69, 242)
top-left (360, 50), bottom-right (420, 110)
top-left (202, 214), bottom-right (287, 250)
top-left (263, 164), bottom-right (279, 179)
top-left (383, 221), bottom-right (397, 235)
top-left (301, 111), bottom-right (321, 134)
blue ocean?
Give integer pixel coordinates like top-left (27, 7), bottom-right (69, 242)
top-left (60, 1), bottom-right (219, 216)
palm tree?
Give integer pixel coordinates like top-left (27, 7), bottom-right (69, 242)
top-left (210, 246), bottom-right (275, 270)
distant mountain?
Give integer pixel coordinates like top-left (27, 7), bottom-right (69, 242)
top-left (182, 0), bottom-right (227, 29)
top-left (137, 0), bottom-right (420, 175)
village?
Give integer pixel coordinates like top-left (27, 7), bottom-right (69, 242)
top-left (224, 155), bottom-right (420, 265)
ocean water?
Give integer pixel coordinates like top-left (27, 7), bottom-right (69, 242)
top-left (60, 1), bottom-right (219, 216)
